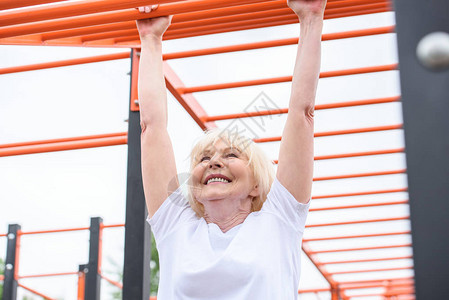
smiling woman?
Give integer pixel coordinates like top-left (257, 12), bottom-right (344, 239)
top-left (187, 128), bottom-right (275, 222)
top-left (137, 0), bottom-right (326, 299)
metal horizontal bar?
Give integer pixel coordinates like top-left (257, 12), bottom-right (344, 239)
top-left (309, 200), bottom-right (409, 212)
top-left (252, 124), bottom-right (403, 145)
top-left (346, 289), bottom-right (415, 298)
top-left (313, 169), bottom-right (406, 182)
top-left (0, 1), bottom-right (392, 46)
top-left (317, 255), bottom-right (413, 265)
top-left (0, 0), bottom-right (66, 10)
top-left (101, 274), bottom-right (123, 288)
top-left (337, 276), bottom-right (414, 286)
top-left (18, 227), bottom-right (89, 236)
top-left (0, 0), bottom-right (266, 39)
top-left (341, 280), bottom-right (414, 290)
top-left (298, 287), bottom-right (331, 294)
top-left (18, 272), bottom-right (77, 279)
top-left (307, 243), bottom-right (412, 254)
top-left (314, 147), bottom-right (404, 160)
top-left (161, 1), bottom-right (390, 40)
top-left (100, 6), bottom-right (391, 46)
top-left (329, 266), bottom-right (413, 275)
top-left (0, 132), bottom-right (127, 149)
top-left (0, 0), bottom-right (183, 27)
top-left (0, 134), bottom-right (127, 157)
top-left (162, 25), bottom-right (395, 60)
top-left (113, 1), bottom-right (389, 43)
top-left (203, 96), bottom-right (400, 122)
top-left (18, 283), bottom-right (56, 300)
top-left (306, 216), bottom-right (409, 227)
top-left (179, 64), bottom-right (398, 93)
top-left (312, 188), bottom-right (408, 200)
top-left (101, 223), bottom-right (125, 229)
top-left (40, 0), bottom-right (286, 41)
top-left (274, 147), bottom-right (404, 165)
top-left (303, 230), bottom-right (411, 242)
top-left (313, 124), bottom-right (403, 138)
top-left (158, 5), bottom-right (391, 42)
top-left (0, 52), bottom-right (130, 75)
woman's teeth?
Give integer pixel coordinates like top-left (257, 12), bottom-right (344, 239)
top-left (207, 177), bottom-right (230, 184)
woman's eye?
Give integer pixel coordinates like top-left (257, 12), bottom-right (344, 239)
top-left (200, 156), bottom-right (210, 162)
top-left (227, 153), bottom-right (238, 158)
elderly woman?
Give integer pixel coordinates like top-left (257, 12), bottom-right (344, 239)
top-left (137, 0), bottom-right (326, 298)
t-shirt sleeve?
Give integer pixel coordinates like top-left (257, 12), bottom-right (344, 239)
top-left (261, 176), bottom-right (310, 234)
top-left (147, 186), bottom-right (198, 243)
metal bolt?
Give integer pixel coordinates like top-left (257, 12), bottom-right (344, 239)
top-left (416, 31), bottom-right (449, 70)
top-left (84, 267), bottom-right (89, 273)
top-left (134, 99), bottom-right (140, 106)
top-left (7, 233), bottom-right (15, 239)
top-left (6, 263), bottom-right (13, 270)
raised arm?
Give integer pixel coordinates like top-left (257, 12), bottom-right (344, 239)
top-left (136, 6), bottom-right (178, 218)
top-left (276, 0), bottom-right (326, 204)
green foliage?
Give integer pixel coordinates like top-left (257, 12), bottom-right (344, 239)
top-left (150, 234), bottom-right (160, 296)
top-left (107, 234), bottom-right (160, 299)
top-left (0, 257), bottom-right (36, 300)
top-left (1, 257), bottom-right (4, 297)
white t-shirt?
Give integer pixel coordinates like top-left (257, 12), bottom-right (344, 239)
top-left (147, 177), bottom-right (310, 300)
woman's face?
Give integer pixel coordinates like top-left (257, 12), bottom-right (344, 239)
top-left (191, 139), bottom-right (259, 205)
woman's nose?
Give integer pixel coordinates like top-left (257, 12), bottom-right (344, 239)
top-left (208, 155), bottom-right (223, 168)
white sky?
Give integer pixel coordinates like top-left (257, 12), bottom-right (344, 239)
top-left (0, 12), bottom-right (413, 300)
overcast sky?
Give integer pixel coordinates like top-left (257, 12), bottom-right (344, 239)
top-left (0, 11), bottom-right (412, 300)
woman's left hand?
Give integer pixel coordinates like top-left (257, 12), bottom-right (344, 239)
top-left (287, 0), bottom-right (327, 20)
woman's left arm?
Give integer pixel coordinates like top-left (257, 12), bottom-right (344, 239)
top-left (277, 0), bottom-right (327, 204)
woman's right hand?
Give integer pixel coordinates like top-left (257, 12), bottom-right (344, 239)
top-left (136, 5), bottom-right (173, 40)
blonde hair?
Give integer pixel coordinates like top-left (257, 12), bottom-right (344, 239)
top-left (187, 128), bottom-right (275, 217)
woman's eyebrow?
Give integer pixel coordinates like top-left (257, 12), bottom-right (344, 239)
top-left (226, 147), bottom-right (242, 153)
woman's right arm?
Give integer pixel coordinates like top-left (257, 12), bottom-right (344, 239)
top-left (136, 7), bottom-right (178, 218)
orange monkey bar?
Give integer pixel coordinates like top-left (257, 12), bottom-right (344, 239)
top-left (204, 96), bottom-right (400, 122)
top-left (0, 0), bottom-right (183, 27)
top-left (310, 200), bottom-right (409, 212)
top-left (0, 52), bottom-right (130, 75)
top-left (0, 0), bottom-right (66, 11)
top-left (0, 0), bottom-right (392, 46)
top-left (303, 230), bottom-right (411, 242)
top-left (0, 133), bottom-right (127, 157)
top-left (318, 255), bottom-right (413, 265)
top-left (312, 187), bottom-right (408, 199)
top-left (18, 272), bottom-right (78, 279)
top-left (308, 244), bottom-right (413, 254)
top-left (329, 266), bottom-right (413, 276)
top-left (313, 169), bottom-right (406, 181)
top-left (163, 26), bottom-right (395, 59)
top-left (306, 216), bottom-right (409, 228)
top-left (18, 283), bottom-right (56, 300)
top-left (178, 64), bottom-right (397, 93)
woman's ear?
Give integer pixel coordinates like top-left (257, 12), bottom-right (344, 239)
top-left (249, 184), bottom-right (259, 197)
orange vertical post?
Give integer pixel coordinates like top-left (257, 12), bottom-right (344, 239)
top-left (77, 265), bottom-right (87, 300)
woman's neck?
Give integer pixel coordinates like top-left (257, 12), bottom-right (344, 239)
top-left (203, 198), bottom-right (252, 233)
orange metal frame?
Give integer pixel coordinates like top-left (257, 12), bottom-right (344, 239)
top-left (0, 0), bottom-right (414, 299)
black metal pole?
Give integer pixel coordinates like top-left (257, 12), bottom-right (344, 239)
top-left (2, 224), bottom-right (20, 300)
top-left (85, 217), bottom-right (102, 300)
top-left (394, 0), bottom-right (449, 299)
top-left (122, 49), bottom-right (152, 300)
